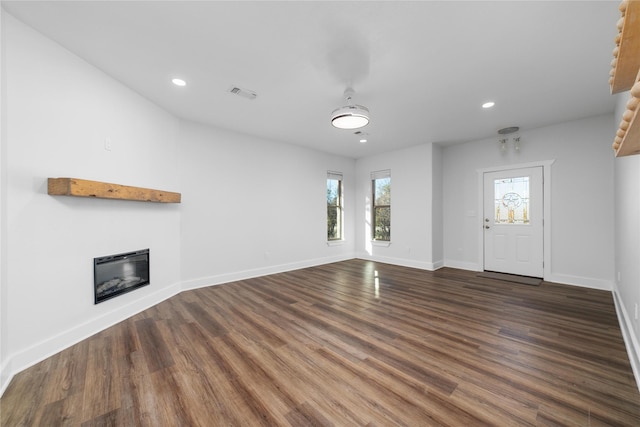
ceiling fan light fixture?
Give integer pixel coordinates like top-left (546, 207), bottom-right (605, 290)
top-left (331, 104), bottom-right (370, 129)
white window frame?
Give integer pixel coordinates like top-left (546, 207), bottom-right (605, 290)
top-left (327, 171), bottom-right (343, 243)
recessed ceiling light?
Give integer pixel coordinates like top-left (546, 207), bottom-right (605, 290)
top-left (482, 101), bottom-right (495, 109)
top-left (355, 131), bottom-right (369, 143)
top-left (172, 78), bottom-right (187, 87)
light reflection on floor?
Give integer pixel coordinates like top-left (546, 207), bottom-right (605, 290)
top-left (374, 270), bottom-right (380, 299)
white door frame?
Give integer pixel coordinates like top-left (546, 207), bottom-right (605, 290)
top-left (477, 160), bottom-right (555, 280)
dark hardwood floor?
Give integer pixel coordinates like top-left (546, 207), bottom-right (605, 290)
top-left (2, 259), bottom-right (639, 426)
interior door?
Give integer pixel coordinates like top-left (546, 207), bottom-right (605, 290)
top-left (483, 166), bottom-right (543, 278)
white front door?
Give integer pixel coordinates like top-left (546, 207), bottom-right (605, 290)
top-left (483, 166), bottom-right (543, 277)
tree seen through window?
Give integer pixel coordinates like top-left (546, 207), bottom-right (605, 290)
top-left (372, 175), bottom-right (390, 241)
top-left (327, 174), bottom-right (342, 240)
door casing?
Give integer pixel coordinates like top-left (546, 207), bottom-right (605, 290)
top-left (476, 160), bottom-right (554, 279)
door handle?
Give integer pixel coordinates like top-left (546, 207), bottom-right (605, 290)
top-left (484, 225), bottom-right (490, 229)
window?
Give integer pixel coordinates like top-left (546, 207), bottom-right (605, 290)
top-left (493, 176), bottom-right (530, 224)
top-left (371, 170), bottom-right (391, 241)
top-left (327, 171), bottom-right (343, 241)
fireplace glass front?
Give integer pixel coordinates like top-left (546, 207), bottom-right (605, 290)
top-left (94, 249), bottom-right (150, 304)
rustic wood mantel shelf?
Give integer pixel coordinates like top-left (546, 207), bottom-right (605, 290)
top-left (47, 178), bottom-right (181, 203)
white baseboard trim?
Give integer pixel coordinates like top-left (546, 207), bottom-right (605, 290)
top-left (443, 259), bottom-right (481, 272)
top-left (431, 259), bottom-right (445, 270)
top-left (0, 358), bottom-right (13, 397)
top-left (612, 286), bottom-right (640, 392)
top-left (441, 261), bottom-right (613, 291)
top-left (356, 253), bottom-right (441, 271)
top-left (0, 281), bottom-right (182, 397)
top-left (180, 254), bottom-right (354, 291)
top-left (544, 273), bottom-right (612, 291)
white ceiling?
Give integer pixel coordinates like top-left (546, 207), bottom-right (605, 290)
top-left (2, 1), bottom-right (619, 159)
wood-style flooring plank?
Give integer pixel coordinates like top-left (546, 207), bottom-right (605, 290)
top-left (81, 335), bottom-right (121, 423)
top-left (1, 260), bottom-right (639, 426)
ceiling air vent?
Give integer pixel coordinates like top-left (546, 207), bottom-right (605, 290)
top-left (229, 86), bottom-right (257, 100)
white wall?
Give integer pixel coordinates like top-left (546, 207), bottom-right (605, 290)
top-left (431, 144), bottom-right (444, 268)
top-left (179, 120), bottom-right (355, 289)
top-left (613, 91), bottom-right (640, 388)
top-left (1, 13), bottom-right (182, 393)
top-left (442, 114), bottom-right (615, 290)
top-left (355, 143), bottom-right (440, 270)
top-left (0, 4), bottom-right (8, 392)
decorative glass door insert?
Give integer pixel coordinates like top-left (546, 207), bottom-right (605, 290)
top-left (494, 176), bottom-right (530, 224)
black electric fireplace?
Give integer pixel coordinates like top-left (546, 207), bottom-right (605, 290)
top-left (94, 249), bottom-right (150, 304)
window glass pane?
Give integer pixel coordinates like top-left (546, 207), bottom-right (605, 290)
top-left (327, 206), bottom-right (340, 240)
top-left (372, 173), bottom-right (390, 241)
top-left (327, 179), bottom-right (339, 206)
top-left (494, 176), bottom-right (530, 224)
top-left (374, 177), bottom-right (391, 205)
top-left (373, 206), bottom-right (390, 240)
top-left (327, 177), bottom-right (342, 240)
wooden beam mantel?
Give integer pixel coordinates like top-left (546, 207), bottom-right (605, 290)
top-left (48, 178), bottom-right (181, 203)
